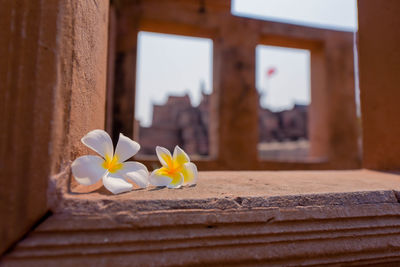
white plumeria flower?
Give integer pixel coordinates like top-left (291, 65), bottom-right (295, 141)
top-left (149, 146), bottom-right (198, 188)
top-left (71, 129), bottom-right (149, 194)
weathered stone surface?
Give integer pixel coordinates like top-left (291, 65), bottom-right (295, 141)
top-left (3, 0), bottom-right (400, 266)
top-left (0, 0), bottom-right (52, 255)
top-left (61, 170), bottom-right (400, 212)
top-left (73, 169), bottom-right (397, 197)
top-left (358, 0), bottom-right (400, 171)
top-left (0, 0), bottom-right (109, 255)
top-left (4, 171), bottom-right (400, 266)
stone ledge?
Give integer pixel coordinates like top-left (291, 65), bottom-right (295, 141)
top-left (63, 169), bottom-right (400, 213)
top-left (60, 190), bottom-right (399, 214)
top-left (4, 170), bottom-right (400, 266)
top-left (5, 202), bottom-right (400, 266)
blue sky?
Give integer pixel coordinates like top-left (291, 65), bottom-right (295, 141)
top-left (136, 0), bottom-right (358, 126)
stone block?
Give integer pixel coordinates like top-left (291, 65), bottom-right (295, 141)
top-left (4, 170), bottom-right (400, 266)
top-left (358, 0), bottom-right (400, 170)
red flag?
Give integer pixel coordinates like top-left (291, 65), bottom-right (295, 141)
top-left (266, 67), bottom-right (276, 77)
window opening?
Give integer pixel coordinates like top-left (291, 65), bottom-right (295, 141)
top-left (135, 31), bottom-right (213, 157)
top-left (256, 45), bottom-right (311, 161)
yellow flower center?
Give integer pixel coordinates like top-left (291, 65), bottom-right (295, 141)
top-left (157, 160), bottom-right (183, 176)
top-left (167, 160), bottom-right (183, 174)
top-left (102, 154), bottom-right (123, 173)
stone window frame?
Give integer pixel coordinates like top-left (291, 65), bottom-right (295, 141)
top-left (3, 0), bottom-right (400, 264)
top-left (106, 0), bottom-right (360, 171)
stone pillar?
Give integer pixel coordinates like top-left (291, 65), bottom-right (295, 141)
top-left (358, 0), bottom-right (400, 170)
top-left (324, 33), bottom-right (359, 168)
top-left (308, 32), bottom-right (359, 168)
top-left (112, 50), bottom-right (137, 141)
top-left (111, 5), bottom-right (141, 141)
top-left (309, 46), bottom-right (329, 160)
top-left (0, 0), bottom-right (109, 254)
top-left (106, 6), bottom-right (117, 134)
top-left (212, 18), bottom-right (259, 169)
top-left (0, 0), bottom-right (51, 255)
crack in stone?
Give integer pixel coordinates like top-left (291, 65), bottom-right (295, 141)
top-left (393, 190), bottom-right (400, 203)
top-left (234, 197), bottom-right (244, 206)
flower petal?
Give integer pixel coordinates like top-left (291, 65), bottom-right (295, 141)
top-left (103, 172), bottom-right (133, 194)
top-left (120, 161), bottom-right (149, 188)
top-left (181, 162), bottom-right (198, 185)
top-left (81, 129), bottom-right (113, 158)
top-left (149, 168), bottom-right (173, 187)
top-left (114, 133), bottom-right (140, 162)
top-left (167, 172), bottom-right (184, 189)
top-left (173, 145), bottom-right (190, 166)
top-left (156, 146), bottom-right (173, 167)
top-left (71, 155), bottom-right (107, 185)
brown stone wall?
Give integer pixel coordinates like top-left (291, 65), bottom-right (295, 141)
top-left (358, 0), bottom-right (400, 170)
top-left (324, 32), bottom-right (359, 168)
top-left (64, 1), bottom-right (109, 161)
top-left (0, 0), bottom-right (109, 254)
top-left (0, 0), bottom-right (54, 255)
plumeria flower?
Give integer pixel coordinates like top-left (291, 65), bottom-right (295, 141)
top-left (149, 146), bottom-right (198, 188)
top-left (71, 129), bottom-right (149, 194)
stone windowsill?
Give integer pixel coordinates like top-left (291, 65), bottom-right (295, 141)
top-left (5, 170), bottom-right (400, 266)
top-left (64, 169), bottom-right (400, 214)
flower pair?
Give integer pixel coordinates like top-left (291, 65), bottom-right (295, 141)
top-left (71, 129), bottom-right (197, 194)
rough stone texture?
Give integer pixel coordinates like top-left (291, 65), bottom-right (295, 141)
top-left (68, 168), bottom-right (400, 202)
top-left (358, 0), bottom-right (400, 171)
top-left (3, 0), bottom-right (400, 266)
top-left (0, 0), bottom-right (109, 255)
top-left (65, 170), bottom-right (400, 210)
top-left (111, 0), bottom-right (359, 170)
top-left (4, 170), bottom-right (400, 266)
top-left (0, 0), bottom-right (53, 255)
top-left (5, 205), bottom-right (400, 266)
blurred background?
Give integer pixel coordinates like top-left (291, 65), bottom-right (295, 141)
top-left (133, 0), bottom-right (358, 161)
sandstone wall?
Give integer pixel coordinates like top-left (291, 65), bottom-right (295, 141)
top-left (0, 0), bottom-right (109, 254)
top-left (358, 0), bottom-right (400, 170)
